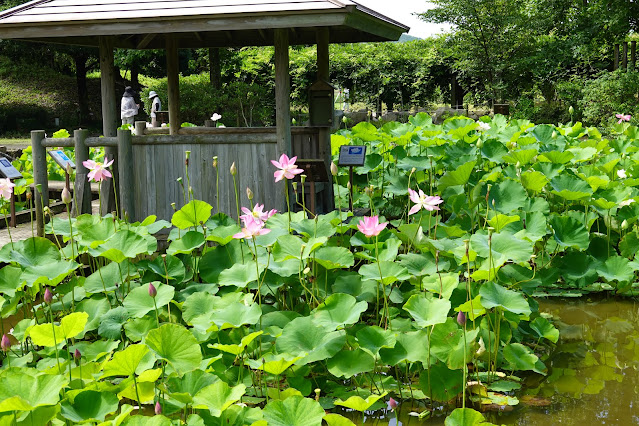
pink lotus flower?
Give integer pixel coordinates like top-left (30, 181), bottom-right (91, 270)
top-left (388, 397), bottom-right (398, 410)
top-left (271, 154), bottom-right (303, 182)
top-left (357, 216), bottom-right (387, 238)
top-left (83, 158), bottom-right (114, 182)
top-left (616, 113), bottom-right (631, 124)
top-left (0, 178), bottom-right (15, 201)
top-left (408, 188), bottom-right (443, 215)
top-left (44, 287), bottom-right (53, 304)
top-left (149, 283), bottom-right (157, 298)
top-left (233, 216), bottom-right (271, 239)
top-left (154, 401), bottom-right (162, 415)
top-left (1, 334), bottom-right (10, 353)
top-left (240, 204), bottom-right (277, 226)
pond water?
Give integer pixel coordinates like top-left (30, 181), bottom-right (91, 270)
top-left (352, 297), bottom-right (639, 425)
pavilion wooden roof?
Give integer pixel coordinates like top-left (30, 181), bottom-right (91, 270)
top-left (0, 0), bottom-right (409, 48)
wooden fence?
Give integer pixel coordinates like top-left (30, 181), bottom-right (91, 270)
top-left (31, 124), bottom-right (328, 236)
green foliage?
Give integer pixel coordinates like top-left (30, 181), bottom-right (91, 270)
top-left (580, 70), bottom-right (639, 128)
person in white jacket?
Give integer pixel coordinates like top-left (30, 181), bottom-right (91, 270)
top-left (121, 86), bottom-right (139, 126)
top-left (148, 91), bottom-right (162, 127)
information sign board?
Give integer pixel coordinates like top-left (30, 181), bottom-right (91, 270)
top-left (48, 150), bottom-right (75, 170)
top-left (0, 157), bottom-right (22, 179)
top-left (338, 145), bottom-right (366, 166)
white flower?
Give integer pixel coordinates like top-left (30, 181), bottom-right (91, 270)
top-left (211, 113), bottom-right (222, 121)
top-left (0, 178), bottom-right (15, 201)
top-left (476, 121), bottom-right (491, 131)
top-left (617, 169), bottom-right (627, 179)
top-left (619, 199), bottom-right (635, 207)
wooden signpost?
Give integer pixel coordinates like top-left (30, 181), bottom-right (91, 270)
top-left (338, 145), bottom-right (366, 211)
top-left (48, 149), bottom-right (75, 195)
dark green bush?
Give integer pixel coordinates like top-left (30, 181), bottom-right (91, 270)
top-left (580, 70), bottom-right (639, 128)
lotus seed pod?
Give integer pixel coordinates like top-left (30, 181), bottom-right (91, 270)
top-left (26, 191), bottom-right (32, 200)
top-left (246, 187), bottom-right (254, 200)
top-left (61, 186), bottom-right (72, 205)
top-left (213, 156), bottom-right (218, 168)
top-left (171, 202), bottom-right (176, 211)
top-left (148, 283), bottom-right (157, 298)
top-left (44, 287), bottom-right (53, 304)
top-left (185, 150), bottom-right (191, 160)
top-left (230, 162), bottom-right (237, 176)
top-left (411, 167), bottom-right (417, 175)
top-left (314, 388), bottom-right (321, 402)
top-left (301, 174), bottom-right (306, 184)
top-left (330, 162), bottom-right (338, 176)
top-left (292, 182), bottom-right (298, 191)
top-left (1, 334), bottom-right (10, 353)
top-left (155, 401), bottom-right (162, 415)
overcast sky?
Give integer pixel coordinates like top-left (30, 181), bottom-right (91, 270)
top-left (355, 0), bottom-right (450, 38)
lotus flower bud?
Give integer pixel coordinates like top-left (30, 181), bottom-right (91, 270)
top-left (347, 181), bottom-right (351, 190)
top-left (148, 283), bottom-right (157, 298)
top-left (171, 202), bottom-right (176, 211)
top-left (66, 163), bottom-right (73, 175)
top-left (303, 267), bottom-right (311, 275)
top-left (457, 311), bottom-right (467, 326)
top-left (26, 191), bottom-right (32, 200)
top-left (292, 118), bottom-right (297, 125)
top-left (74, 349), bottom-right (81, 361)
top-left (1, 334), bottom-right (10, 353)
top-left (411, 167), bottom-right (417, 175)
top-left (551, 131), bottom-right (557, 138)
top-left (213, 156), bottom-right (218, 168)
top-left (330, 162), bottom-right (338, 176)
top-left (44, 287), bottom-right (53, 304)
top-left (176, 177), bottom-right (183, 185)
top-left (230, 162), bottom-right (237, 176)
top-left (246, 187), bottom-right (254, 200)
top-left (476, 139), bottom-right (483, 148)
top-left (389, 397), bottom-right (398, 410)
top-left (61, 186), bottom-right (72, 205)
top-left (155, 401), bottom-right (162, 415)
top-left (622, 219), bottom-right (629, 230)
top-left (364, 186), bottom-right (373, 196)
top-left (569, 106), bottom-right (574, 115)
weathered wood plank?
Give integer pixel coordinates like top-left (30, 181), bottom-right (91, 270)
top-left (166, 35), bottom-right (180, 135)
top-left (73, 129), bottom-right (92, 215)
top-left (31, 130), bottom-right (48, 237)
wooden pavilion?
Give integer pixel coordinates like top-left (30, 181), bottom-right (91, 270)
top-left (0, 0), bottom-right (408, 226)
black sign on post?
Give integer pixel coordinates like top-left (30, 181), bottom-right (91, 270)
top-left (48, 150), bottom-right (75, 170)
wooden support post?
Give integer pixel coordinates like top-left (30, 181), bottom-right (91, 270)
top-left (134, 121), bottom-right (146, 136)
top-left (117, 129), bottom-right (135, 222)
top-left (614, 43), bottom-right (619, 70)
top-left (623, 41), bottom-right (628, 70)
top-left (31, 130), bottom-right (48, 237)
top-left (166, 36), bottom-right (180, 136)
top-left (9, 190), bottom-right (15, 228)
top-left (209, 47), bottom-right (221, 89)
top-left (632, 41), bottom-right (637, 70)
top-left (73, 129), bottom-right (92, 215)
top-left (274, 29), bottom-right (292, 155)
top-left (99, 36), bottom-right (118, 216)
top-left (316, 27), bottom-right (334, 212)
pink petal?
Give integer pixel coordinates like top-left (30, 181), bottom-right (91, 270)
top-left (409, 204), bottom-right (421, 215)
top-left (274, 170), bottom-right (285, 182)
top-left (271, 159), bottom-right (282, 168)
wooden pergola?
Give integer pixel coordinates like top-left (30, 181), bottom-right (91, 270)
top-left (0, 0), bottom-right (408, 221)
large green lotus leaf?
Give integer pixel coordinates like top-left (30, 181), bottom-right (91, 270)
top-left (311, 293), bottom-right (367, 330)
top-left (513, 212), bottom-right (548, 243)
top-left (84, 260), bottom-right (136, 294)
top-left (276, 316), bottom-right (346, 365)
top-left (620, 231), bottom-right (639, 259)
top-left (334, 392), bottom-right (387, 413)
top-left (218, 263), bottom-right (261, 288)
top-left (418, 362), bottom-right (463, 402)
top-left (529, 317), bottom-right (559, 343)
top-left (70, 340), bottom-right (119, 363)
top-left (76, 298), bottom-right (110, 333)
top-left (98, 306), bottom-right (130, 340)
top-left (323, 414), bottom-right (357, 426)
top-left (192, 405), bottom-right (263, 426)
top-left (73, 214), bottom-right (115, 248)
top-left (0, 265), bottom-right (22, 297)
top-left (356, 326), bottom-right (396, 356)
top-left (530, 124), bottom-right (555, 144)
top-left (89, 230), bottom-right (155, 263)
top-left (488, 180), bottom-right (527, 214)
top-left (327, 348), bottom-right (375, 378)
top-left (248, 353), bottom-right (304, 375)
top-left (558, 251), bottom-right (598, 287)
top-left (480, 139), bottom-right (508, 163)
top-left (403, 294), bottom-right (450, 328)
top-left (0, 369), bottom-right (67, 412)
top-left (520, 170), bottom-right (549, 193)
top-left (398, 252), bottom-right (442, 276)
top-left (503, 343), bottom-right (545, 374)
top-left (438, 160), bottom-right (475, 190)
top-left (422, 273), bottom-right (459, 300)
top-left (313, 247), bottom-right (354, 270)
top-left (29, 312), bottom-right (88, 347)
top-left (192, 381), bottom-right (246, 417)
top-left (263, 396), bottom-right (325, 426)
top-left (210, 331), bottom-right (263, 356)
top-left (181, 292), bottom-right (223, 324)
top-left (102, 344), bottom-right (150, 377)
top-left (206, 224), bottom-right (242, 246)
top-left (550, 174), bottom-right (592, 200)
top-left (122, 415), bottom-right (172, 426)
top-left (141, 254), bottom-right (186, 283)
top-left (291, 217), bottom-right (337, 239)
top-left (487, 214), bottom-right (520, 233)
top-left (379, 330), bottom-right (430, 366)
top-left (210, 300), bottom-right (261, 329)
top-left (444, 408), bottom-right (487, 426)
top-left (167, 231), bottom-right (205, 255)
top-left (60, 390), bottom-right (119, 423)
top-left (146, 324), bottom-right (202, 375)
top-left (596, 256), bottom-right (634, 282)
top-left (470, 232), bottom-right (533, 266)
top-left (124, 317), bottom-right (157, 342)
top-left (479, 282), bottom-right (531, 316)
top-left (199, 242), bottom-right (246, 283)
top-left (172, 200), bottom-right (213, 229)
top-left (456, 296), bottom-right (486, 321)
top-left (538, 150), bottom-right (574, 164)
top-left (358, 261), bottom-right (410, 286)
top-left (166, 369), bottom-right (219, 405)
top-left (9, 405), bottom-right (59, 426)
top-left (502, 149), bottom-right (537, 165)
top-left (271, 234), bottom-right (304, 262)
top-left (123, 283), bottom-right (174, 318)
top-left (332, 273), bottom-right (377, 303)
top-left (550, 216), bottom-right (590, 250)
